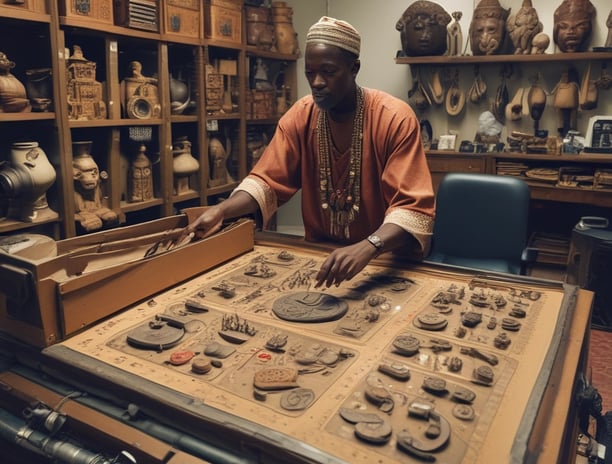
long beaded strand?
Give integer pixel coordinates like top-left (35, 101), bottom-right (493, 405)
top-left (317, 86), bottom-right (364, 239)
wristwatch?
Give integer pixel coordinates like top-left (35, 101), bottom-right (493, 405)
top-left (366, 235), bottom-right (384, 254)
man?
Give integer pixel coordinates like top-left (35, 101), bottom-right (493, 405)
top-left (186, 16), bottom-right (435, 288)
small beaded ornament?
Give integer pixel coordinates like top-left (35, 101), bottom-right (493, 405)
top-left (317, 86), bottom-right (364, 239)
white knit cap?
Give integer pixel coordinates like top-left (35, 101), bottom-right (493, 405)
top-left (305, 16), bottom-right (361, 57)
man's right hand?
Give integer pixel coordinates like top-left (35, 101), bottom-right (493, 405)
top-left (184, 205), bottom-right (224, 240)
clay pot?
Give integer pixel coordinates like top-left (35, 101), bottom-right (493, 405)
top-left (274, 21), bottom-right (299, 55)
top-left (172, 137), bottom-right (199, 194)
top-left (7, 141), bottom-right (57, 222)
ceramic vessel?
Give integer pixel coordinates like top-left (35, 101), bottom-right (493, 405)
top-left (172, 137), bottom-right (199, 194)
top-left (4, 141), bottom-right (57, 222)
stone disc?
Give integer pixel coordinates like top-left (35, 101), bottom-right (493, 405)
top-left (126, 321), bottom-right (184, 350)
top-left (272, 292), bottom-right (348, 322)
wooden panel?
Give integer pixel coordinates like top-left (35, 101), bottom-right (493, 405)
top-left (162, 0), bottom-right (202, 38)
top-left (205, 0), bottom-right (242, 44)
top-left (59, 0), bottom-right (114, 25)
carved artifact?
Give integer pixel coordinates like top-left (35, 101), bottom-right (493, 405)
top-left (553, 0), bottom-right (596, 52)
top-left (172, 136), bottom-right (199, 195)
top-left (0, 51), bottom-right (31, 112)
top-left (506, 0), bottom-right (543, 54)
top-left (66, 46), bottom-right (106, 120)
top-left (446, 11), bottom-right (463, 56)
top-left (396, 1), bottom-right (452, 56)
top-left (120, 61), bottom-right (161, 119)
top-left (72, 141), bottom-right (118, 232)
top-left (272, 292), bottom-right (348, 322)
top-left (208, 136), bottom-right (231, 187)
top-left (469, 0), bottom-right (510, 55)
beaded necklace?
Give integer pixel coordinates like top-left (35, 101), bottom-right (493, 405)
top-left (317, 86), bottom-right (364, 239)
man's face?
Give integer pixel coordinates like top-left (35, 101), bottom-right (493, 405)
top-left (402, 14), bottom-right (447, 56)
top-left (555, 17), bottom-right (591, 52)
top-left (304, 44), bottom-right (358, 111)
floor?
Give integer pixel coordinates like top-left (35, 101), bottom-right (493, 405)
top-left (529, 264), bottom-right (612, 414)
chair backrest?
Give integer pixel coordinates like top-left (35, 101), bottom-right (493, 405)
top-left (428, 172), bottom-right (531, 274)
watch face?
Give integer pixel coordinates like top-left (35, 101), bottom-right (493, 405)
top-left (368, 235), bottom-right (383, 249)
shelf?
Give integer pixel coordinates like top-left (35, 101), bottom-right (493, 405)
top-left (494, 152), bottom-right (612, 164)
top-left (395, 51), bottom-right (612, 65)
top-left (120, 198), bottom-right (164, 214)
top-left (69, 119), bottom-right (164, 128)
top-left (0, 6), bottom-right (50, 23)
top-left (0, 113), bottom-right (56, 122)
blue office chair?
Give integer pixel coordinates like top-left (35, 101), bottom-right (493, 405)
top-left (426, 172), bottom-right (535, 275)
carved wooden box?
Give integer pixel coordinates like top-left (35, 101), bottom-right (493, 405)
top-left (162, 0), bottom-right (202, 39)
top-left (59, 0), bottom-right (114, 25)
top-left (205, 0), bottom-right (242, 44)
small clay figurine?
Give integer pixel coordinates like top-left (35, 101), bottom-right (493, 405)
top-left (396, 1), bottom-right (452, 56)
top-left (469, 0), bottom-right (510, 55)
top-left (447, 11), bottom-right (463, 56)
top-left (530, 32), bottom-right (551, 54)
top-left (208, 136), bottom-right (232, 187)
top-left (506, 0), bottom-right (543, 54)
top-left (553, 0), bottom-right (596, 52)
top-left (72, 146), bottom-right (118, 232)
top-left (0, 51), bottom-right (31, 112)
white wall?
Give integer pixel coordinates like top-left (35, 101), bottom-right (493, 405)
top-left (276, 0), bottom-right (612, 232)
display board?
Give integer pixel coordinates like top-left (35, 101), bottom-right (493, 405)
top-left (44, 239), bottom-right (578, 464)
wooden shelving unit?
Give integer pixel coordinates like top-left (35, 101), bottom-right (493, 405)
top-left (0, 1), bottom-right (298, 239)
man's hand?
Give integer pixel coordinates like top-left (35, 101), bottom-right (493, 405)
top-left (184, 205), bottom-right (224, 241)
top-left (314, 240), bottom-right (378, 288)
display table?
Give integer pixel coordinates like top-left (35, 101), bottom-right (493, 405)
top-left (0, 230), bottom-right (593, 464)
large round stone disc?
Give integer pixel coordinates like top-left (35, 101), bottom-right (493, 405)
top-left (272, 292), bottom-right (348, 322)
top-left (126, 321), bottom-right (185, 350)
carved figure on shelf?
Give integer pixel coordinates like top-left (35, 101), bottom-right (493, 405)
top-left (552, 68), bottom-right (580, 135)
top-left (72, 142), bottom-right (118, 232)
top-left (128, 144), bottom-right (153, 202)
top-left (468, 0), bottom-right (510, 55)
top-left (506, 0), bottom-right (543, 54)
top-left (530, 32), bottom-right (550, 54)
top-left (553, 0), bottom-right (596, 52)
top-left (172, 136), bottom-right (199, 195)
top-left (396, 1), bottom-right (452, 57)
top-left (208, 136), bottom-right (232, 188)
top-left (446, 11), bottom-right (463, 56)
top-left (66, 46), bottom-right (106, 120)
top-left (120, 61), bottom-right (161, 119)
top-left (0, 51), bottom-right (31, 113)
